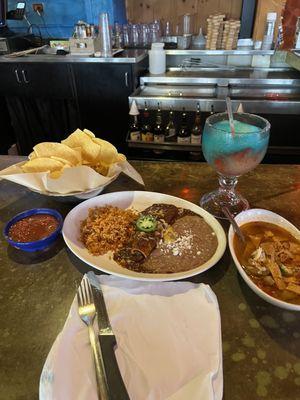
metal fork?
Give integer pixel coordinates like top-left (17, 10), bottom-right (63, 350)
top-left (77, 276), bottom-right (110, 400)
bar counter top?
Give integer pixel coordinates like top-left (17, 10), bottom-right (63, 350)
top-left (0, 156), bottom-right (299, 400)
top-left (0, 49), bottom-right (148, 64)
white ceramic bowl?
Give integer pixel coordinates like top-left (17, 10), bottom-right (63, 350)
top-left (228, 208), bottom-right (300, 311)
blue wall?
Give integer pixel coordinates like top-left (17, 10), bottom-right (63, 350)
top-left (7, 0), bottom-right (127, 38)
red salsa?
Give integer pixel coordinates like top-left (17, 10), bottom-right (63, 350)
top-left (8, 214), bottom-right (59, 242)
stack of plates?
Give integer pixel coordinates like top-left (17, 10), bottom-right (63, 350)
top-left (206, 14), bottom-right (225, 50)
top-left (206, 14), bottom-right (241, 50)
top-left (221, 20), bottom-right (241, 50)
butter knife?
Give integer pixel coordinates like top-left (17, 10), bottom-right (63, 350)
top-left (87, 272), bottom-right (130, 400)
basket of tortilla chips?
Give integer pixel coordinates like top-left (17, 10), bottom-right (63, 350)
top-left (0, 129), bottom-right (144, 199)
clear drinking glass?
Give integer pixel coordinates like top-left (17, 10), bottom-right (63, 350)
top-left (153, 19), bottom-right (162, 37)
top-left (99, 12), bottom-right (112, 57)
top-left (164, 21), bottom-right (172, 36)
top-left (123, 24), bottom-right (131, 47)
top-left (149, 23), bottom-right (161, 44)
top-left (200, 112), bottom-right (270, 219)
top-left (131, 24), bottom-right (140, 47)
top-left (141, 24), bottom-right (150, 47)
top-left (113, 22), bottom-right (123, 48)
top-left (182, 14), bottom-right (192, 34)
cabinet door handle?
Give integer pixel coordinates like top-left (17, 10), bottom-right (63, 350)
top-left (21, 69), bottom-right (30, 84)
top-left (14, 69), bottom-right (21, 84)
top-left (124, 72), bottom-right (129, 87)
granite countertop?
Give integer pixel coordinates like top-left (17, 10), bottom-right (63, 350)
top-left (0, 156), bottom-right (299, 400)
top-left (0, 49), bottom-right (148, 64)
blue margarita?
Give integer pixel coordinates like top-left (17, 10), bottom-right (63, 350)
top-left (202, 118), bottom-right (270, 176)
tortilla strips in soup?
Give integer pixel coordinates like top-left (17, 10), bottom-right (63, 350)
top-left (233, 222), bottom-right (300, 305)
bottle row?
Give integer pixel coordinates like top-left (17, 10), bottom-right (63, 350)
top-left (128, 103), bottom-right (215, 145)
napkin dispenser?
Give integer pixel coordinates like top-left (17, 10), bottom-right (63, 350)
top-left (69, 37), bottom-right (101, 56)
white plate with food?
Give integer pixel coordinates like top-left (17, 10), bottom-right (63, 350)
top-left (62, 191), bottom-right (227, 281)
top-left (228, 209), bottom-right (300, 311)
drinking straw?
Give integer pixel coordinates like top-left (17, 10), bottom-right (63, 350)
top-left (226, 97), bottom-right (235, 137)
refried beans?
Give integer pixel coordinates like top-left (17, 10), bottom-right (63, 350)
top-left (141, 215), bottom-right (218, 273)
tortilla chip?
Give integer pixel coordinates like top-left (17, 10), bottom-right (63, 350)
top-left (61, 129), bottom-right (91, 149)
top-left (83, 128), bottom-right (95, 138)
top-left (28, 151), bottom-right (37, 160)
top-left (50, 156), bottom-right (73, 167)
top-left (92, 163), bottom-right (109, 176)
top-left (33, 142), bottom-right (81, 165)
top-left (83, 142), bottom-right (101, 164)
top-left (23, 128), bottom-right (124, 180)
top-left (62, 129), bottom-right (101, 164)
top-left (116, 153), bottom-right (126, 163)
top-left (286, 283), bottom-right (300, 295)
top-left (267, 260), bottom-right (286, 290)
top-left (21, 158), bottom-right (64, 173)
top-left (49, 170), bottom-right (62, 179)
top-left (92, 138), bottom-right (118, 165)
top-left (49, 164), bottom-right (71, 179)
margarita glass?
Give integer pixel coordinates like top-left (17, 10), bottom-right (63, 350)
top-left (200, 112), bottom-right (270, 219)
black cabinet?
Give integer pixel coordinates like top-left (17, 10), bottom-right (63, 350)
top-left (0, 63), bottom-right (75, 99)
top-left (0, 96), bottom-right (15, 153)
top-left (0, 64), bottom-right (24, 96)
top-left (73, 63), bottom-right (136, 152)
top-left (0, 59), bottom-right (146, 155)
top-left (0, 62), bottom-right (79, 154)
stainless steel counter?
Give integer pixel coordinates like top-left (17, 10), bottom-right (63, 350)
top-left (286, 50), bottom-right (300, 72)
top-left (0, 49), bottom-right (276, 64)
top-left (165, 49), bottom-right (275, 56)
top-left (130, 67), bottom-right (300, 115)
top-left (140, 68), bottom-right (300, 86)
top-left (0, 49), bottom-right (148, 64)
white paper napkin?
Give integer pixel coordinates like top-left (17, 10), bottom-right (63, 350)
top-left (40, 275), bottom-right (223, 400)
top-left (0, 160), bottom-right (144, 194)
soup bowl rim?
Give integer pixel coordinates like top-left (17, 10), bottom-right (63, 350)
top-left (228, 208), bottom-right (300, 311)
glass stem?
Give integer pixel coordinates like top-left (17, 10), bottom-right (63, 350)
top-left (218, 174), bottom-right (237, 192)
top-left (217, 174), bottom-right (240, 205)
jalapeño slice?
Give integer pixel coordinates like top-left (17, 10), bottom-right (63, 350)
top-left (136, 215), bottom-right (157, 233)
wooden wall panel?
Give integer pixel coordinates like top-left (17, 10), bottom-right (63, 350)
top-left (125, 0), bottom-right (154, 23)
top-left (253, 0), bottom-right (286, 40)
top-left (153, 0), bottom-right (175, 26)
top-left (125, 0), bottom-right (243, 34)
top-left (173, 0), bottom-right (198, 32)
top-left (175, 0), bottom-right (198, 18)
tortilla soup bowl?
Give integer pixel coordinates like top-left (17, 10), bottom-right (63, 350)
top-left (228, 209), bottom-right (300, 311)
top-left (4, 208), bottom-right (63, 252)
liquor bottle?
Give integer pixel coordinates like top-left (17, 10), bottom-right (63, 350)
top-left (177, 108), bottom-right (191, 144)
top-left (153, 103), bottom-right (164, 143)
top-left (128, 100), bottom-right (141, 141)
top-left (191, 103), bottom-right (202, 145)
top-left (129, 115), bottom-right (140, 141)
top-left (165, 107), bottom-right (176, 142)
top-left (141, 102), bottom-right (154, 142)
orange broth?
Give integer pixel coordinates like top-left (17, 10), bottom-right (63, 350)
top-left (233, 221), bottom-right (300, 305)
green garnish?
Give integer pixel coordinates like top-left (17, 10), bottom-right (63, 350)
top-left (136, 215), bottom-right (157, 233)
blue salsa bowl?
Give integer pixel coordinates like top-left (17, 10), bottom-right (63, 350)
top-left (3, 208), bottom-right (63, 252)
